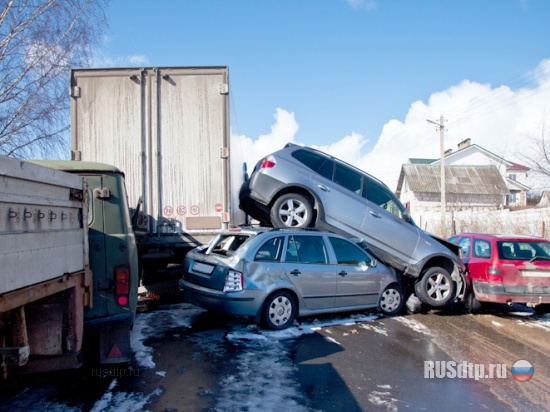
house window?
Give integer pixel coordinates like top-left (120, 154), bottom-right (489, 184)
top-left (509, 174), bottom-right (516, 181)
top-left (508, 193), bottom-right (517, 204)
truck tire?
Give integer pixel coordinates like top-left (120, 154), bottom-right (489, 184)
top-left (414, 267), bottom-right (455, 307)
top-left (270, 193), bottom-right (313, 228)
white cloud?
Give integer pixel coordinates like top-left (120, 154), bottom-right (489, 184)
top-left (90, 51), bottom-right (150, 67)
top-left (343, 0), bottom-right (377, 11)
top-left (232, 108), bottom-right (300, 171)
top-left (234, 59), bottom-right (550, 192)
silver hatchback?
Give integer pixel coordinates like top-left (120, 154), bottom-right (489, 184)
top-left (179, 228), bottom-right (404, 330)
top-left (239, 143), bottom-right (466, 307)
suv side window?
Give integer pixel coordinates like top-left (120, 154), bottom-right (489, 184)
top-left (333, 163), bottom-right (363, 195)
top-left (473, 239), bottom-right (491, 258)
top-left (457, 237), bottom-right (471, 257)
top-left (329, 237), bottom-right (370, 266)
top-left (364, 177), bottom-right (405, 219)
top-left (292, 149), bottom-right (334, 180)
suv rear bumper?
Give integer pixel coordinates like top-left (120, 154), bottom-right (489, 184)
top-left (473, 281), bottom-right (550, 304)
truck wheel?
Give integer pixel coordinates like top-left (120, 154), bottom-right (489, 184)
top-left (270, 193), bottom-right (313, 228)
top-left (414, 267), bottom-right (455, 307)
top-left (464, 290), bottom-right (482, 314)
top-left (262, 291), bottom-right (296, 330)
top-left (378, 283), bottom-right (404, 315)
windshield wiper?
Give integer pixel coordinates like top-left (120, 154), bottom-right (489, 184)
top-left (529, 256), bottom-right (550, 263)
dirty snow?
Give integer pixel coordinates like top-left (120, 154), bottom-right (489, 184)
top-left (368, 384), bottom-right (400, 412)
top-left (4, 303), bottom-right (550, 411)
top-left (515, 313), bottom-right (550, 332)
top-left (131, 302), bottom-right (205, 369)
top-left (393, 315), bottom-right (434, 336)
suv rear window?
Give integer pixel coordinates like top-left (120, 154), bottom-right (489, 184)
top-left (497, 241), bottom-right (550, 260)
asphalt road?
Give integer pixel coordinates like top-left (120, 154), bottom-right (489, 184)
top-left (1, 300), bottom-right (549, 411)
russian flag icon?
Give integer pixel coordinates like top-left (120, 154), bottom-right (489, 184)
top-left (511, 360), bottom-right (534, 382)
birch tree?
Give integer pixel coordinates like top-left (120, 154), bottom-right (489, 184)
top-left (0, 0), bottom-right (108, 158)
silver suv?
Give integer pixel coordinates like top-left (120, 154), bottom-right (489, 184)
top-left (239, 143), bottom-right (466, 307)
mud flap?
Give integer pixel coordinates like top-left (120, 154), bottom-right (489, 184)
top-left (99, 326), bottom-right (132, 364)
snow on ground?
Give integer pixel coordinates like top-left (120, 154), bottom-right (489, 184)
top-left (515, 312), bottom-right (550, 332)
top-left (4, 302), bottom-right (550, 411)
top-left (393, 315), bottom-right (434, 336)
top-left (89, 380), bottom-right (157, 412)
top-left (131, 302), bottom-right (205, 369)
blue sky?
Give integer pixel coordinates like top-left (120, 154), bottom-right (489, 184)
top-left (97, 0), bottom-right (550, 189)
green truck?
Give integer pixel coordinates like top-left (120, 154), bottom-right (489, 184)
top-left (0, 156), bottom-right (138, 377)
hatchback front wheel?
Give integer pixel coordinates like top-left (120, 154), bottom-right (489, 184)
top-left (379, 284), bottom-right (404, 315)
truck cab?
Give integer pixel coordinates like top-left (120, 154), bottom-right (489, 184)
top-left (30, 160), bottom-right (139, 364)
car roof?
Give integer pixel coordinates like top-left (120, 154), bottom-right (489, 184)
top-left (454, 233), bottom-right (549, 242)
top-left (223, 226), bottom-right (349, 238)
top-left (281, 142), bottom-right (391, 191)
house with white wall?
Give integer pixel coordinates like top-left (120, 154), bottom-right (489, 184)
top-left (407, 138), bottom-right (530, 207)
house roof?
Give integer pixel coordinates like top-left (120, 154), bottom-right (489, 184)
top-left (396, 164), bottom-right (510, 197)
top-left (507, 162), bottom-right (530, 171)
top-left (408, 158), bottom-right (437, 165)
top-left (416, 143), bottom-right (529, 172)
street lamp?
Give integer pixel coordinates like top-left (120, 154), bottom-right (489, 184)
top-left (426, 116), bottom-right (446, 237)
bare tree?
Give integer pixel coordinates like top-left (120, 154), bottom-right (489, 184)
top-left (517, 117), bottom-right (550, 190)
top-left (0, 0), bottom-right (108, 159)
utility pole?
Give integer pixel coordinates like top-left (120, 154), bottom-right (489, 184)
top-left (426, 115), bottom-right (446, 237)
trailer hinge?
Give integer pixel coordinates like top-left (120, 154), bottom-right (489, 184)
top-left (71, 86), bottom-right (81, 98)
top-left (219, 83), bottom-right (229, 95)
top-left (220, 147), bottom-right (229, 159)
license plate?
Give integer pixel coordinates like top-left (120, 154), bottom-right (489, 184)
top-left (192, 261), bottom-right (215, 275)
top-left (521, 270), bottom-right (550, 278)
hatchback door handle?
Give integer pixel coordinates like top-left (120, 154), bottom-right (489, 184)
top-left (290, 269), bottom-right (301, 276)
top-left (339, 271), bottom-right (347, 277)
top-left (317, 184), bottom-right (330, 192)
top-left (369, 211), bottom-right (381, 218)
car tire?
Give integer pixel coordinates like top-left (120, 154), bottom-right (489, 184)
top-left (261, 291), bottom-right (296, 330)
top-left (378, 283), bottom-right (404, 315)
top-left (270, 193), bottom-right (313, 228)
top-left (464, 290), bottom-right (482, 314)
top-left (414, 267), bottom-right (455, 307)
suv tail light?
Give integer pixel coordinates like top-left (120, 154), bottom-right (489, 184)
top-left (115, 267), bottom-right (130, 305)
top-left (260, 156), bottom-right (276, 169)
top-left (223, 270), bottom-right (244, 293)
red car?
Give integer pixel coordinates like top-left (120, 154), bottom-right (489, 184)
top-left (449, 233), bottom-right (550, 313)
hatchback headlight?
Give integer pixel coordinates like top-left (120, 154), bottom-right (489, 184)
top-left (223, 270), bottom-right (244, 293)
